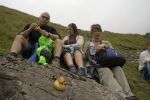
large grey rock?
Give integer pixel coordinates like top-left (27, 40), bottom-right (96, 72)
top-left (0, 56), bottom-right (124, 100)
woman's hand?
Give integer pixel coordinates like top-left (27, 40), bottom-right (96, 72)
top-left (96, 44), bottom-right (107, 51)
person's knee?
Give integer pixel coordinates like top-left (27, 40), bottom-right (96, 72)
top-left (53, 39), bottom-right (62, 56)
top-left (64, 52), bottom-right (72, 58)
top-left (113, 66), bottom-right (122, 71)
top-left (98, 68), bottom-right (113, 78)
top-left (112, 66), bottom-right (124, 74)
top-left (98, 68), bottom-right (115, 85)
top-left (74, 50), bottom-right (82, 56)
top-left (64, 53), bottom-right (73, 63)
top-left (15, 35), bottom-right (26, 42)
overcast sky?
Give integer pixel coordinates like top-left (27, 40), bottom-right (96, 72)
top-left (0, 0), bottom-right (150, 34)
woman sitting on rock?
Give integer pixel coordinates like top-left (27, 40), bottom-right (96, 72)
top-left (84, 24), bottom-right (138, 100)
top-left (62, 23), bottom-right (86, 76)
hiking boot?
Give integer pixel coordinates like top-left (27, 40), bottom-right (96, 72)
top-left (125, 96), bottom-right (139, 100)
top-left (9, 52), bottom-right (17, 58)
top-left (68, 65), bottom-right (77, 74)
top-left (51, 58), bottom-right (60, 67)
top-left (86, 73), bottom-right (92, 78)
top-left (78, 67), bottom-right (87, 77)
top-left (6, 53), bottom-right (17, 61)
top-left (86, 65), bottom-right (93, 78)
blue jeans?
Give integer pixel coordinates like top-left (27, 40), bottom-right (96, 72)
top-left (141, 62), bottom-right (150, 81)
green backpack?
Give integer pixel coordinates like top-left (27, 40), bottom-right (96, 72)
top-left (37, 35), bottom-right (55, 65)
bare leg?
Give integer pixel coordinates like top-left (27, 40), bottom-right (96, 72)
top-left (74, 50), bottom-right (84, 68)
top-left (51, 39), bottom-right (62, 67)
top-left (64, 53), bottom-right (74, 66)
top-left (53, 39), bottom-right (62, 58)
top-left (10, 35), bottom-right (28, 53)
top-left (74, 50), bottom-right (86, 76)
top-left (64, 52), bottom-right (77, 74)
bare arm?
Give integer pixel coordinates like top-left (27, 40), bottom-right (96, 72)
top-left (40, 29), bottom-right (59, 40)
top-left (95, 40), bottom-right (114, 52)
top-left (20, 28), bottom-right (32, 39)
top-left (70, 36), bottom-right (84, 48)
top-left (62, 35), bottom-right (84, 48)
top-left (20, 23), bottom-right (39, 38)
top-left (102, 40), bottom-right (114, 49)
top-left (62, 36), bottom-right (70, 48)
top-left (35, 26), bottom-right (59, 40)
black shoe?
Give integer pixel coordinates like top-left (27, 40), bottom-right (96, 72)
top-left (6, 53), bottom-right (17, 61)
top-left (78, 67), bottom-right (87, 77)
top-left (68, 65), bottom-right (77, 74)
top-left (125, 96), bottom-right (139, 100)
top-left (86, 65), bottom-right (93, 78)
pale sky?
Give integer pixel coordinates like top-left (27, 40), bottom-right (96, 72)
top-left (0, 0), bottom-right (150, 34)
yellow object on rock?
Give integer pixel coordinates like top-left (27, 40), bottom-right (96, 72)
top-left (54, 76), bottom-right (65, 91)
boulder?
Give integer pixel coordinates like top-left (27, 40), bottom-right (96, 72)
top-left (0, 56), bottom-right (124, 100)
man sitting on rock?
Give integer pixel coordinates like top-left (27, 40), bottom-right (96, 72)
top-left (9, 12), bottom-right (62, 66)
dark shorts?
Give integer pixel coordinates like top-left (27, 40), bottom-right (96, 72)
top-left (62, 47), bottom-right (82, 57)
top-left (140, 62), bottom-right (150, 81)
top-left (20, 42), bottom-right (35, 59)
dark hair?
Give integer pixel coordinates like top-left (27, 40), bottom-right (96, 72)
top-left (68, 23), bottom-right (78, 34)
top-left (91, 24), bottom-right (102, 34)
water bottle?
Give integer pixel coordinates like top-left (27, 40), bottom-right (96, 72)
top-left (89, 42), bottom-right (96, 55)
top-left (70, 46), bottom-right (74, 54)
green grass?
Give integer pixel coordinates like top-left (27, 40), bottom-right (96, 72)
top-left (0, 5), bottom-right (150, 100)
top-left (124, 62), bottom-right (150, 100)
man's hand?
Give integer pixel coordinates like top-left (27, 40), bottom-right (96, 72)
top-left (34, 26), bottom-right (42, 32)
top-left (29, 23), bottom-right (39, 30)
top-left (34, 26), bottom-right (51, 37)
top-left (35, 27), bottom-right (49, 37)
top-left (20, 23), bottom-right (38, 38)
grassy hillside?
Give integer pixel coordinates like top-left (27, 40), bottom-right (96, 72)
top-left (0, 5), bottom-right (150, 100)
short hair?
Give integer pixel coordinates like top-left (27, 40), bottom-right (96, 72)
top-left (40, 12), bottom-right (50, 19)
top-left (68, 23), bottom-right (78, 34)
top-left (91, 24), bottom-right (102, 33)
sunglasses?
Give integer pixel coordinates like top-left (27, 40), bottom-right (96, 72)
top-left (41, 16), bottom-right (49, 20)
